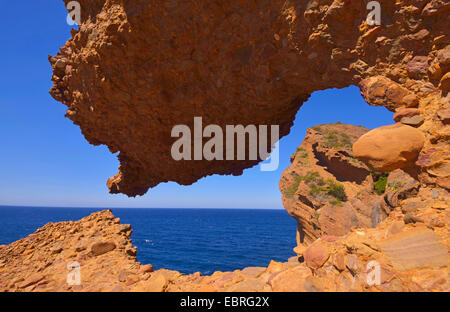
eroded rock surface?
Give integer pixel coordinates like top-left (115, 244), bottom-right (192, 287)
top-left (279, 121), bottom-right (449, 269)
top-left (280, 123), bottom-right (386, 246)
top-left (1, 202), bottom-right (448, 292)
top-left (50, 0), bottom-right (450, 196)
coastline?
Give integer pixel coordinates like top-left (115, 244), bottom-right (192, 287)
top-left (1, 204), bottom-right (448, 292)
top-left (0, 206), bottom-right (296, 275)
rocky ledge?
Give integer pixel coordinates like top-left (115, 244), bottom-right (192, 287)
top-left (0, 200), bottom-right (448, 292)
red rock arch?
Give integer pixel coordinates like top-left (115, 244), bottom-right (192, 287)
top-left (51, 0), bottom-right (449, 195)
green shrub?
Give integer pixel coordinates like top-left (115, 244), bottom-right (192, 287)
top-left (322, 130), bottom-right (352, 149)
top-left (339, 133), bottom-right (352, 147)
top-left (374, 176), bottom-right (388, 195)
top-left (299, 152), bottom-right (308, 159)
top-left (303, 171), bottom-right (321, 184)
top-left (350, 157), bottom-right (364, 165)
top-left (286, 171), bottom-right (348, 203)
top-left (324, 132), bottom-right (339, 147)
top-left (284, 183), bottom-right (299, 197)
top-left (327, 181), bottom-right (348, 201)
top-left (371, 172), bottom-right (389, 195)
top-left (292, 148), bottom-right (308, 164)
top-left (309, 183), bottom-right (327, 197)
top-left (329, 199), bottom-right (344, 207)
top-left (314, 211), bottom-right (320, 220)
top-left (304, 173), bottom-right (347, 202)
top-left (284, 174), bottom-right (303, 197)
top-left (387, 180), bottom-right (406, 192)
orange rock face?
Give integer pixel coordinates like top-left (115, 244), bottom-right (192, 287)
top-left (280, 123), bottom-right (387, 245)
top-left (1, 203), bottom-right (448, 292)
top-left (0, 210), bottom-right (140, 292)
top-left (51, 0), bottom-right (450, 196)
top-left (379, 227), bottom-right (448, 271)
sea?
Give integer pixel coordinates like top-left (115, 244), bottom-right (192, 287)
top-left (0, 207), bottom-right (297, 275)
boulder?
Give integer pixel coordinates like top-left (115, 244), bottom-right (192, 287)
top-left (332, 252), bottom-right (346, 272)
top-left (353, 124), bottom-right (425, 172)
top-left (407, 56), bottom-right (429, 78)
top-left (266, 261), bottom-right (285, 274)
top-left (303, 241), bottom-right (330, 270)
top-left (437, 45), bottom-right (450, 66)
top-left (400, 115), bottom-right (424, 127)
top-left (118, 224), bottom-right (132, 233)
top-left (439, 72), bottom-right (450, 93)
top-left (90, 241), bottom-right (116, 256)
top-left (428, 62), bottom-right (443, 80)
top-left (393, 108), bottom-right (420, 122)
top-left (437, 109), bottom-right (450, 124)
top-left (422, 1), bottom-right (450, 16)
top-left (139, 264), bottom-right (154, 273)
top-left (400, 94), bottom-right (419, 108)
top-left (359, 76), bottom-right (411, 111)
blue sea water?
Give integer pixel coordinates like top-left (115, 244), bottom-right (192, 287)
top-left (0, 206), bottom-right (296, 274)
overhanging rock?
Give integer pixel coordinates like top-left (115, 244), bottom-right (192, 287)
top-left (50, 0), bottom-right (450, 196)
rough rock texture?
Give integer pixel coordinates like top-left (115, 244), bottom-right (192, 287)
top-left (279, 122), bottom-right (448, 272)
top-left (50, 0), bottom-right (450, 196)
top-left (0, 210), bottom-right (139, 292)
top-left (280, 123), bottom-right (388, 246)
top-left (1, 203), bottom-right (448, 292)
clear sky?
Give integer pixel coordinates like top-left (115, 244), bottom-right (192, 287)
top-left (0, 1), bottom-right (394, 209)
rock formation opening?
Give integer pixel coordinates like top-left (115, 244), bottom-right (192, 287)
top-left (2, 0), bottom-right (448, 293)
top-left (50, 0), bottom-right (450, 197)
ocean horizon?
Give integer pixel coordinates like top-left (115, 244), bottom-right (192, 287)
top-left (0, 206), bottom-right (297, 275)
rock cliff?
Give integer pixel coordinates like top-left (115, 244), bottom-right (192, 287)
top-left (280, 123), bottom-right (388, 248)
top-left (51, 0), bottom-right (450, 196)
top-left (279, 121), bottom-right (449, 260)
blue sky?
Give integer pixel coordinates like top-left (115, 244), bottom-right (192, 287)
top-left (0, 1), bottom-right (394, 209)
